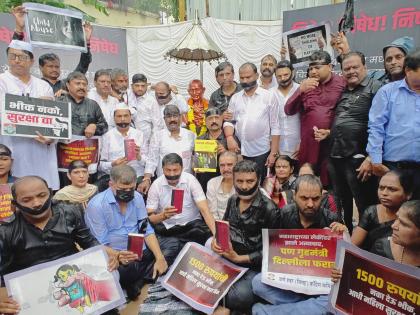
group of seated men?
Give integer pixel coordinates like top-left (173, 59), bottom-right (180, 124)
top-left (0, 5), bottom-right (419, 315)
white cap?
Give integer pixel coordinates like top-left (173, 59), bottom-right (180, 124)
top-left (8, 40), bottom-right (33, 54)
top-left (113, 102), bottom-right (135, 115)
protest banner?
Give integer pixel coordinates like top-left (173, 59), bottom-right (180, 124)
top-left (57, 136), bottom-right (99, 174)
top-left (1, 94), bottom-right (71, 139)
top-left (282, 23), bottom-right (333, 67)
top-left (0, 184), bottom-right (13, 222)
top-left (329, 240), bottom-right (420, 315)
top-left (23, 3), bottom-right (86, 52)
top-left (162, 242), bottom-right (248, 314)
top-left (194, 139), bottom-right (218, 173)
top-left (262, 229), bottom-right (345, 295)
top-left (4, 245), bottom-right (125, 315)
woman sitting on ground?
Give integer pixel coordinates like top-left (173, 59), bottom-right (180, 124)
top-left (351, 170), bottom-right (413, 251)
top-left (0, 144), bottom-right (17, 185)
top-left (53, 160), bottom-right (97, 209)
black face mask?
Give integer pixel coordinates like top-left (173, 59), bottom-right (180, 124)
top-left (235, 182), bottom-right (259, 196)
top-left (12, 191), bottom-right (52, 216)
top-left (157, 93), bottom-right (171, 100)
top-left (165, 174), bottom-right (181, 181)
top-left (278, 75), bottom-right (293, 87)
top-left (116, 122), bottom-right (130, 128)
top-left (115, 189), bottom-right (135, 203)
top-left (241, 80), bottom-right (257, 91)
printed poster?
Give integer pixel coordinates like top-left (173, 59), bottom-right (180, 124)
top-left (57, 136), bottom-right (100, 174)
top-left (162, 242), bottom-right (248, 314)
top-left (0, 184), bottom-right (13, 222)
top-left (23, 2), bottom-right (87, 52)
top-left (282, 23), bottom-right (334, 67)
top-left (1, 93), bottom-right (71, 139)
top-left (329, 240), bottom-right (420, 315)
top-left (4, 246), bottom-right (125, 315)
top-left (194, 139), bottom-right (218, 173)
top-left (262, 229), bottom-right (345, 295)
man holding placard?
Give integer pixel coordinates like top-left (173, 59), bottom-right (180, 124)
top-left (252, 174), bottom-right (347, 315)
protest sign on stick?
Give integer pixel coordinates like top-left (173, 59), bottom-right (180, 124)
top-left (5, 246), bottom-right (125, 315)
top-left (329, 240), bottom-right (420, 315)
top-left (162, 242), bottom-right (248, 314)
top-left (1, 94), bottom-right (71, 139)
top-left (262, 229), bottom-right (344, 295)
top-left (282, 23), bottom-right (334, 67)
top-left (23, 2), bottom-right (87, 52)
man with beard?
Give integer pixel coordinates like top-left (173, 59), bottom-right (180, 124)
top-left (59, 71), bottom-right (108, 137)
top-left (252, 175), bottom-right (346, 315)
top-left (209, 61), bottom-right (242, 116)
top-left (85, 165), bottom-right (168, 300)
top-left (272, 60), bottom-right (301, 158)
top-left (148, 105), bottom-right (195, 177)
top-left (88, 69), bottom-right (119, 127)
top-left (110, 68), bottom-right (129, 103)
top-left (224, 62), bottom-right (281, 182)
top-left (154, 81), bottom-right (189, 120)
top-left (259, 54), bottom-right (278, 90)
top-left (196, 108), bottom-right (230, 191)
top-left (11, 6), bottom-right (93, 94)
top-left (99, 104), bottom-right (147, 179)
top-left (314, 52), bottom-right (381, 233)
top-left (147, 153), bottom-right (215, 263)
top-left (285, 51), bottom-right (346, 186)
top-left (0, 40), bottom-right (59, 190)
top-left (210, 160), bottom-right (280, 314)
top-left (0, 176), bottom-right (119, 315)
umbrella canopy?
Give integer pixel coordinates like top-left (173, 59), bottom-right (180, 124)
top-left (165, 10), bottom-right (225, 63)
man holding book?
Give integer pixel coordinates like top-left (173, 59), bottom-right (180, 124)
top-left (85, 165), bottom-right (168, 300)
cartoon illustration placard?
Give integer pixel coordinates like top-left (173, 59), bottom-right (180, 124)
top-left (4, 246), bottom-right (125, 315)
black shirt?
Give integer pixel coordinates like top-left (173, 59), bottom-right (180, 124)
top-left (0, 201), bottom-right (99, 279)
top-left (329, 75), bottom-right (382, 158)
top-left (278, 203), bottom-right (341, 229)
top-left (58, 94), bottom-right (108, 136)
top-left (209, 82), bottom-right (242, 112)
top-left (223, 190), bottom-right (280, 270)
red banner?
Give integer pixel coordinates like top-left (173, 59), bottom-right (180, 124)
top-left (262, 229), bottom-right (345, 295)
top-left (57, 137), bottom-right (99, 173)
top-left (162, 242), bottom-right (247, 314)
top-left (330, 241), bottom-right (420, 315)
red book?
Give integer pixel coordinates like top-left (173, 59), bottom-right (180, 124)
top-left (127, 233), bottom-right (144, 260)
top-left (215, 220), bottom-right (230, 252)
top-left (171, 188), bottom-right (184, 214)
top-left (124, 139), bottom-right (137, 161)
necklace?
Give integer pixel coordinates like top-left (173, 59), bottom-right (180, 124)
top-left (400, 246), bottom-right (405, 264)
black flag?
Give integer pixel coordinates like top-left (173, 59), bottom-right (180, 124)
top-left (338, 0), bottom-right (355, 33)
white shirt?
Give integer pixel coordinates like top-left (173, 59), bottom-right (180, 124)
top-left (146, 172), bottom-right (206, 229)
top-left (99, 127), bottom-right (145, 176)
top-left (0, 71), bottom-right (59, 189)
top-left (87, 89), bottom-right (119, 128)
top-left (206, 175), bottom-right (236, 220)
top-left (149, 127), bottom-right (196, 176)
top-left (225, 87), bottom-right (281, 157)
top-left (271, 82), bottom-right (301, 156)
top-left (157, 93), bottom-right (189, 116)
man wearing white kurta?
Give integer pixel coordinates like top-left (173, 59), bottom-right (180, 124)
top-left (0, 40), bottom-right (59, 189)
top-left (148, 105), bottom-right (195, 177)
top-left (87, 70), bottom-right (119, 128)
top-left (271, 60), bottom-right (301, 158)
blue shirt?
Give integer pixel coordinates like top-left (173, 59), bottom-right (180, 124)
top-left (85, 188), bottom-right (154, 251)
top-left (367, 79), bottom-right (420, 164)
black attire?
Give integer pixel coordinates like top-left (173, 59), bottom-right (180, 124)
top-left (0, 201), bottom-right (98, 278)
top-left (58, 94), bottom-right (108, 136)
top-left (209, 82), bottom-right (242, 112)
top-left (196, 130), bottom-right (228, 192)
top-left (357, 205), bottom-right (394, 251)
top-left (222, 190), bottom-right (280, 312)
top-left (13, 32), bottom-right (92, 93)
top-left (328, 75), bottom-right (381, 232)
top-left (278, 203), bottom-right (341, 229)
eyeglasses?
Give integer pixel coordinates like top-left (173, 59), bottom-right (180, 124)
top-left (8, 53), bottom-right (30, 61)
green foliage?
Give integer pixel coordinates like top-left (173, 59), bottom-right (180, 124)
top-left (132, 0), bottom-right (179, 21)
